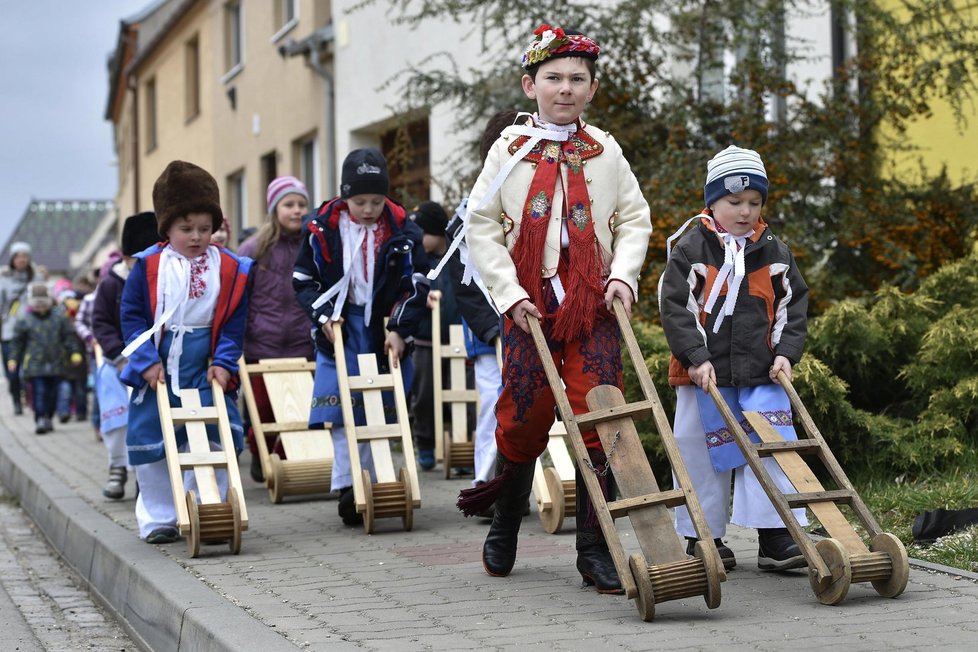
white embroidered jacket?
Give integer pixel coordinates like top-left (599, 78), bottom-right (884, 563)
top-left (466, 121), bottom-right (652, 316)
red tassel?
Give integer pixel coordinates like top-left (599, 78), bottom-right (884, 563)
top-left (552, 224), bottom-right (604, 342)
top-left (511, 208), bottom-right (552, 314)
top-left (456, 463), bottom-right (514, 517)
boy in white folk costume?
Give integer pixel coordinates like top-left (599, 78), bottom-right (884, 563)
top-left (458, 24), bottom-right (652, 594)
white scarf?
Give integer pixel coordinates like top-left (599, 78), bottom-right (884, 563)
top-left (311, 211), bottom-right (378, 326)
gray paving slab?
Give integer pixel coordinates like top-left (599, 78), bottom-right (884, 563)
top-left (1, 391), bottom-right (977, 651)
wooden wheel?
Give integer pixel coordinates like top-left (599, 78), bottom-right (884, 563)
top-left (400, 467), bottom-right (414, 531)
top-left (870, 532), bottom-right (909, 598)
top-left (361, 469), bottom-right (375, 534)
top-left (268, 454), bottom-right (284, 504)
top-left (628, 554), bottom-right (656, 622)
top-left (809, 538), bottom-right (851, 605)
top-left (538, 467), bottom-right (566, 534)
top-left (186, 490), bottom-right (200, 558)
top-left (228, 486), bottom-right (242, 555)
top-left (443, 432), bottom-right (453, 479)
top-left (693, 540), bottom-right (723, 609)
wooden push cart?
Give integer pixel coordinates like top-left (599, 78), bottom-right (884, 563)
top-left (431, 294), bottom-right (478, 478)
top-left (707, 372), bottom-right (909, 605)
top-left (532, 420), bottom-right (577, 534)
top-left (333, 322), bottom-right (421, 533)
top-left (527, 299), bottom-right (725, 621)
top-left (239, 357), bottom-right (333, 504)
top-left (156, 378), bottom-right (247, 557)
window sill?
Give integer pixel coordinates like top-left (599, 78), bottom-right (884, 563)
top-left (271, 18), bottom-right (298, 44)
top-left (221, 62), bottom-right (244, 85)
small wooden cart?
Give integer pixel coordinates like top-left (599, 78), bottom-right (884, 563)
top-left (333, 322), bottom-right (421, 533)
top-left (527, 299), bottom-right (725, 621)
top-left (532, 420), bottom-right (577, 534)
top-left (156, 378), bottom-right (247, 558)
top-left (431, 293), bottom-right (478, 478)
top-left (707, 372), bottom-right (909, 605)
top-left (239, 357), bottom-right (333, 504)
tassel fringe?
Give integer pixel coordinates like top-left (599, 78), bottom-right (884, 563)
top-left (456, 462), bottom-right (514, 517)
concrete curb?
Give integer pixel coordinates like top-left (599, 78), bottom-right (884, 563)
top-left (0, 420), bottom-right (297, 652)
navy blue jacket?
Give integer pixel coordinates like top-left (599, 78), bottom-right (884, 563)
top-left (293, 197), bottom-right (430, 359)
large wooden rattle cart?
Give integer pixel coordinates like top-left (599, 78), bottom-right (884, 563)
top-left (239, 357), bottom-right (334, 503)
top-left (526, 299), bottom-right (725, 621)
top-left (156, 378), bottom-right (248, 557)
top-left (707, 371), bottom-right (909, 605)
top-left (333, 322), bottom-right (421, 533)
top-left (431, 294), bottom-right (478, 478)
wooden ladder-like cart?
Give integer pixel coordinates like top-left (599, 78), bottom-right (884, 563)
top-left (532, 420), bottom-right (577, 534)
top-left (333, 322), bottom-right (421, 533)
top-left (527, 299), bottom-right (725, 621)
top-left (707, 372), bottom-right (909, 605)
top-left (156, 379), bottom-right (247, 557)
top-left (431, 294), bottom-right (477, 478)
top-left (239, 357), bottom-right (334, 503)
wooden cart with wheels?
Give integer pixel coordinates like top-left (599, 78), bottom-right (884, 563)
top-left (333, 322), bottom-right (421, 534)
top-left (706, 372), bottom-right (909, 605)
top-left (532, 419), bottom-right (577, 534)
top-left (431, 294), bottom-right (478, 477)
top-left (239, 357), bottom-right (334, 504)
top-left (526, 298), bottom-right (725, 621)
top-left (156, 378), bottom-right (248, 558)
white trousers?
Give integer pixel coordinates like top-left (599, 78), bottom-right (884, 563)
top-left (330, 425), bottom-right (376, 489)
top-left (671, 386), bottom-right (808, 539)
top-left (472, 353), bottom-right (501, 486)
top-left (102, 426), bottom-right (128, 469)
top-left (133, 441), bottom-right (228, 539)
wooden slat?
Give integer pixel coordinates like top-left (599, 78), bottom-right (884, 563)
top-left (244, 358), bottom-right (316, 373)
top-left (442, 389), bottom-right (479, 403)
top-left (348, 373), bottom-right (394, 392)
top-left (607, 489), bottom-right (686, 518)
top-left (354, 424), bottom-right (405, 441)
top-left (261, 421), bottom-right (314, 434)
top-left (575, 401), bottom-right (652, 430)
top-left (755, 440), bottom-right (822, 456)
top-left (177, 452), bottom-right (229, 468)
top-left (784, 489), bottom-right (854, 508)
top-left (170, 406), bottom-right (220, 423)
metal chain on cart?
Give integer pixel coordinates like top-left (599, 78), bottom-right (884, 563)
top-left (584, 430), bottom-right (621, 477)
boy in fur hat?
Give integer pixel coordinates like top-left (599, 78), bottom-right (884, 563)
top-left (8, 283), bottom-right (83, 434)
top-left (293, 147), bottom-right (430, 526)
top-left (658, 145), bottom-right (809, 571)
top-left (461, 25), bottom-right (652, 593)
top-left (119, 161), bottom-right (252, 544)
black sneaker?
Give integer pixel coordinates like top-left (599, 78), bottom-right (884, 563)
top-left (757, 527), bottom-right (807, 570)
top-left (146, 526), bottom-right (180, 544)
top-left (337, 487), bottom-right (363, 526)
top-left (250, 453), bottom-right (264, 483)
top-left (686, 537), bottom-right (736, 570)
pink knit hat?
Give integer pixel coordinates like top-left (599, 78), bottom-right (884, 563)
top-left (266, 176), bottom-right (309, 213)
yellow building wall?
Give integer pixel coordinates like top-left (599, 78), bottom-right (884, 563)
top-left (878, 0), bottom-right (978, 184)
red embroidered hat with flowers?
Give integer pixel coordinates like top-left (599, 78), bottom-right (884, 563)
top-left (521, 24), bottom-right (600, 69)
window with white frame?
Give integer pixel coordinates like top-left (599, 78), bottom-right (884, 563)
top-left (226, 169), bottom-right (247, 236)
top-left (273, 0), bottom-right (298, 41)
top-left (294, 134), bottom-right (319, 205)
top-left (224, 1), bottom-right (243, 75)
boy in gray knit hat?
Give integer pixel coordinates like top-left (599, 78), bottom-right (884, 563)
top-left (658, 145), bottom-right (810, 572)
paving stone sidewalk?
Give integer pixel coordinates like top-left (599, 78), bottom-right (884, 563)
top-left (1, 396), bottom-right (977, 651)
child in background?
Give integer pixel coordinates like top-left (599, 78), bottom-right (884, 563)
top-left (238, 176), bottom-right (315, 482)
top-left (406, 200), bottom-right (457, 471)
top-left (120, 161), bottom-right (251, 544)
top-left (462, 25), bottom-right (652, 594)
top-left (74, 269), bottom-right (103, 439)
top-left (1, 241), bottom-right (43, 415)
top-left (293, 148), bottom-right (429, 526)
top-left (658, 145), bottom-right (809, 571)
top-left (57, 289), bottom-right (89, 423)
top-left (92, 211), bottom-right (160, 500)
top-left (9, 283), bottom-right (83, 434)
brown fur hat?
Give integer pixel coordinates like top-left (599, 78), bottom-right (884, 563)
top-left (152, 161), bottom-right (223, 238)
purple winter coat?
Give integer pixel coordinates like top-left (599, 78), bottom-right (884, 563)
top-left (238, 231), bottom-right (314, 361)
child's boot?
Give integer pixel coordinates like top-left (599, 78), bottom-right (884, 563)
top-left (685, 537), bottom-right (737, 570)
top-left (481, 454), bottom-right (534, 577)
top-left (574, 450), bottom-right (624, 594)
top-left (337, 486), bottom-right (363, 526)
top-left (103, 466), bottom-right (127, 500)
top-left (757, 527), bottom-right (806, 570)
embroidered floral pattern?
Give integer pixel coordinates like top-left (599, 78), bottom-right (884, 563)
top-left (758, 409), bottom-right (793, 427)
top-left (529, 191), bottom-right (550, 220)
top-left (570, 202), bottom-right (590, 232)
top-left (579, 316), bottom-right (622, 384)
top-left (503, 323), bottom-right (552, 424)
top-left (508, 131), bottom-right (604, 162)
top-left (188, 255), bottom-right (209, 299)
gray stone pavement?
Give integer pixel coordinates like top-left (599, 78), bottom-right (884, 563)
top-left (1, 394), bottom-right (978, 651)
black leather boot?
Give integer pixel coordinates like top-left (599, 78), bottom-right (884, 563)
top-left (575, 452), bottom-right (624, 594)
top-left (482, 455), bottom-right (535, 577)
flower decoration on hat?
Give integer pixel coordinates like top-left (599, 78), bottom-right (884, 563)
top-left (521, 24), bottom-right (600, 69)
